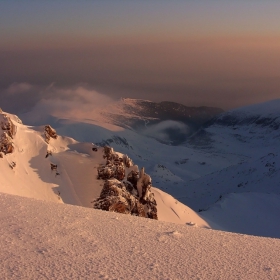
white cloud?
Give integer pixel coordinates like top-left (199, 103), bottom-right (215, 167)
top-left (6, 82), bottom-right (34, 94)
top-left (1, 83), bottom-right (115, 124)
top-left (33, 86), bottom-right (113, 118)
top-left (142, 120), bottom-right (189, 143)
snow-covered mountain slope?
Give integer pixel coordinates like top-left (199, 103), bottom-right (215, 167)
top-left (200, 192), bottom-right (280, 239)
top-left (3, 98), bottom-right (280, 238)
top-left (1, 112), bottom-right (66, 202)
top-left (1, 192), bottom-right (280, 280)
top-left (26, 99), bottom-right (280, 238)
top-left (210, 98), bottom-right (280, 129)
top-left (0, 110), bottom-right (208, 227)
top-left (182, 99), bottom-right (280, 207)
top-left (183, 151), bottom-right (280, 211)
top-left (51, 104), bottom-right (280, 211)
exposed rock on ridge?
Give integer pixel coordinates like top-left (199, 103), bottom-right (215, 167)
top-left (93, 145), bottom-right (158, 219)
top-left (0, 112), bottom-right (16, 155)
top-left (44, 125), bottom-right (58, 143)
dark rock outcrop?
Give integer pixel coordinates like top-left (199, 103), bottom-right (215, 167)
top-left (0, 113), bottom-right (16, 154)
top-left (0, 132), bottom-right (14, 154)
top-left (94, 146), bottom-right (158, 219)
top-left (1, 113), bottom-right (16, 138)
top-left (93, 179), bottom-right (146, 217)
top-left (44, 125), bottom-right (57, 143)
top-left (97, 146), bottom-right (133, 180)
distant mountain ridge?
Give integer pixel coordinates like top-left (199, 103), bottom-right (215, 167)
top-left (188, 99), bottom-right (280, 148)
top-left (107, 98), bottom-right (223, 127)
top-left (104, 98), bottom-right (223, 144)
top-left (18, 98), bottom-right (224, 146)
top-left (208, 99), bottom-right (280, 129)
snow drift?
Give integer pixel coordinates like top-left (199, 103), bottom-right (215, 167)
top-left (1, 192), bottom-right (280, 280)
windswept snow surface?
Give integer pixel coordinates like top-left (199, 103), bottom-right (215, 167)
top-left (1, 193), bottom-right (280, 280)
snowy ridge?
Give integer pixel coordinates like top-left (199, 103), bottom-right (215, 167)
top-left (213, 99), bottom-right (280, 129)
top-left (229, 99), bottom-right (280, 117)
top-left (0, 110), bottom-right (208, 226)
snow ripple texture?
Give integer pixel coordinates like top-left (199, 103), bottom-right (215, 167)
top-left (1, 193), bottom-right (280, 280)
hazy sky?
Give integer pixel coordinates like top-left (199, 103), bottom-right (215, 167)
top-left (1, 1), bottom-right (280, 110)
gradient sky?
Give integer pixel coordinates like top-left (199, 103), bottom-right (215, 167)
top-left (1, 0), bottom-right (280, 110)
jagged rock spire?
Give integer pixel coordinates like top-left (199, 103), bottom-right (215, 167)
top-left (93, 146), bottom-right (157, 219)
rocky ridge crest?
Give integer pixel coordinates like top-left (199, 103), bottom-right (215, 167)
top-left (93, 146), bottom-right (158, 219)
top-left (0, 112), bottom-right (16, 156)
top-left (44, 125), bottom-right (58, 143)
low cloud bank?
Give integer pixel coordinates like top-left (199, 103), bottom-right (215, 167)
top-left (0, 83), bottom-right (114, 125)
top-left (142, 120), bottom-right (189, 144)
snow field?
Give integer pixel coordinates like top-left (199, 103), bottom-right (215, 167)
top-left (1, 192), bottom-right (280, 280)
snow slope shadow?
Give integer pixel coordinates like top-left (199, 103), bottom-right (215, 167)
top-left (28, 139), bottom-right (105, 208)
top-left (200, 192), bottom-right (280, 238)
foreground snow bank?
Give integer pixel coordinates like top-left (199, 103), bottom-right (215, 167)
top-left (1, 193), bottom-right (280, 280)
